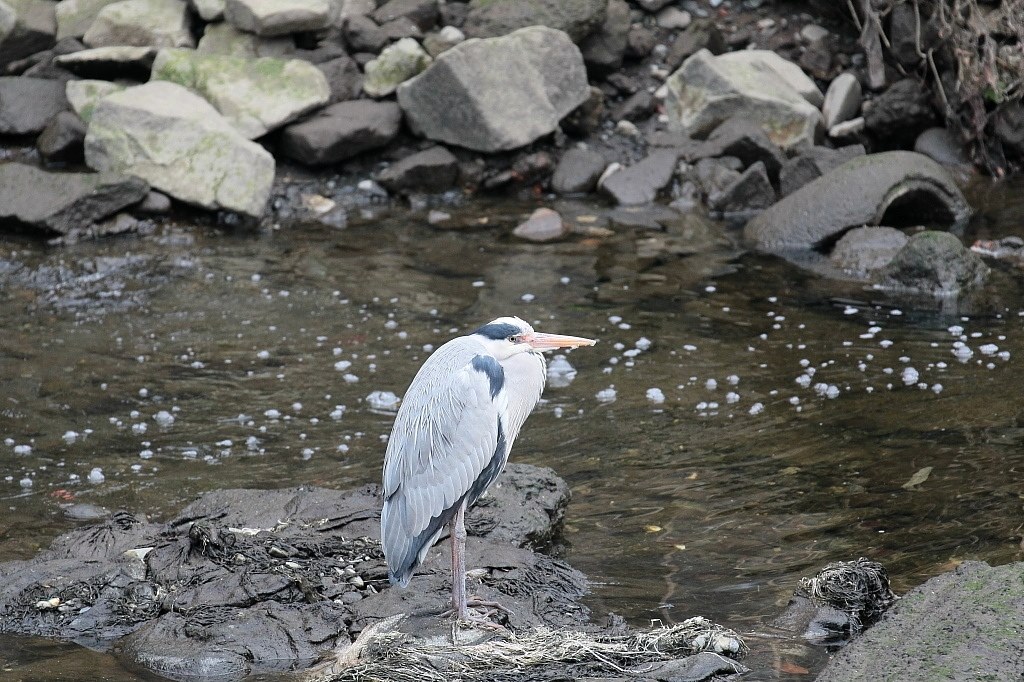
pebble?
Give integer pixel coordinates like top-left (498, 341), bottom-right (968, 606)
top-left (88, 467), bottom-right (105, 484)
top-left (595, 386), bottom-right (617, 403)
top-left (646, 388), bottom-right (666, 404)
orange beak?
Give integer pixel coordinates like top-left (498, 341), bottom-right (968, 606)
top-left (522, 332), bottom-right (597, 351)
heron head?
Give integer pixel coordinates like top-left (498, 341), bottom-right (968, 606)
top-left (473, 316), bottom-right (596, 360)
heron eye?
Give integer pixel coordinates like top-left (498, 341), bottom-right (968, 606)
top-left (509, 334), bottom-right (522, 343)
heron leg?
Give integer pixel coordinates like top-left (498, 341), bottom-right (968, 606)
top-left (450, 500), bottom-right (469, 620)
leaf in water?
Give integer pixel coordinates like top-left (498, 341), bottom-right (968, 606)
top-left (902, 466), bottom-right (933, 490)
top-left (778, 661), bottom-right (810, 674)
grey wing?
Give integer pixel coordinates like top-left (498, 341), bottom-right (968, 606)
top-left (381, 352), bottom-right (505, 586)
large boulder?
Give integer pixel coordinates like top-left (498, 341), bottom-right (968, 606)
top-left (0, 77), bottom-right (68, 134)
top-left (873, 231), bottom-right (989, 297)
top-left (0, 0), bottom-right (56, 69)
top-left (224, 0), bottom-right (334, 36)
top-left (55, 0), bottom-right (122, 39)
top-left (397, 26), bottom-right (589, 152)
top-left (0, 162), bottom-right (148, 235)
top-left (83, 0), bottom-right (194, 48)
top-left (151, 48), bottom-right (329, 139)
top-left (278, 99), bottom-right (402, 165)
top-left (816, 561), bottom-right (1024, 681)
top-left (744, 151), bottom-right (972, 253)
top-left (463, 0), bottom-right (605, 42)
top-left (84, 81), bottom-right (274, 217)
top-left (665, 48), bottom-right (822, 151)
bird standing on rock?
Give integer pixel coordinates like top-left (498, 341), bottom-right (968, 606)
top-left (381, 316), bottom-right (596, 628)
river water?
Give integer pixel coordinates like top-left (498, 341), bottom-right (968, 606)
top-left (1, 180), bottom-right (1023, 680)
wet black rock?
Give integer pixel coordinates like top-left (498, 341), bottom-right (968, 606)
top-left (279, 100), bottom-right (402, 166)
top-left (552, 147), bottom-right (607, 194)
top-left (0, 76), bottom-right (69, 134)
top-left (864, 78), bottom-right (936, 146)
top-left (873, 231), bottom-right (989, 297)
top-left (376, 145), bottom-right (459, 194)
top-left (317, 55), bottom-right (363, 103)
top-left (343, 15), bottom-right (387, 53)
top-left (829, 226), bottom-right (908, 275)
top-left (372, 0), bottom-right (438, 32)
top-left (0, 163), bottom-right (148, 235)
top-left (580, 0), bottom-right (629, 76)
top-left (707, 161), bottom-right (775, 216)
top-left (665, 18), bottom-right (725, 70)
top-left (36, 110), bottom-right (87, 163)
top-left (779, 144), bottom-right (866, 196)
top-left (0, 464), bottom-right (578, 679)
top-left (817, 561), bottom-right (1024, 681)
top-left (600, 149), bottom-right (678, 205)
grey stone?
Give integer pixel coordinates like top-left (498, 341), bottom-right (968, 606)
top-left (656, 7), bottom-right (690, 30)
top-left (693, 157), bottom-right (740, 200)
top-left (462, 0), bottom-right (606, 43)
top-left (665, 18), bottom-right (724, 70)
top-left (138, 190), bottom-right (172, 213)
top-left (0, 162), bottom-right (148, 235)
top-left (0, 0), bottom-right (56, 69)
top-left (829, 226), bottom-right (908, 275)
top-left (54, 45), bottom-right (156, 79)
top-left (612, 90), bottom-right (652, 122)
top-left (828, 116), bottom-right (865, 139)
top-left (362, 37), bottom-right (431, 98)
top-left (718, 48), bottom-right (824, 107)
top-left (336, 0), bottom-right (373, 20)
top-left (278, 99), bottom-right (402, 165)
top-left (799, 34), bottom-right (831, 80)
top-left (744, 151), bottom-right (972, 253)
top-left (665, 49), bottom-right (822, 151)
top-left (778, 144), bottom-right (865, 196)
top-left (888, 2), bottom-right (922, 68)
top-left (317, 55), bottom-right (362, 102)
top-left (580, 0), bottom-right (628, 76)
top-left (624, 24), bottom-right (654, 59)
top-left (372, 0), bottom-right (436, 31)
top-left (343, 13), bottom-right (385, 52)
top-left (873, 231), bottom-right (989, 297)
top-left (512, 207), bottom-right (570, 242)
top-left (822, 72), bottom-right (861, 129)
top-left (708, 160), bottom-right (775, 215)
top-left (799, 23), bottom-right (828, 43)
top-left (816, 561), bottom-right (1024, 682)
top-left (85, 81), bottom-right (275, 217)
top-left (914, 126), bottom-right (972, 168)
top-left (376, 146), bottom-right (459, 194)
top-left (599, 149), bottom-right (677, 205)
top-left (151, 48), bottom-right (330, 139)
top-left (224, 0), bottom-right (334, 37)
top-left (36, 109), bottom-right (87, 161)
top-left (197, 23), bottom-right (295, 58)
top-left (421, 24), bottom-right (464, 57)
top-left (83, 0), bottom-right (193, 48)
top-left (55, 0), bottom-right (122, 39)
top-left (0, 77), bottom-right (68, 134)
top-left (705, 116), bottom-right (786, 180)
top-left (635, 0), bottom-right (671, 11)
top-left (397, 26), bottom-right (589, 152)
top-left (551, 147), bottom-right (605, 194)
top-left (378, 15), bottom-right (420, 39)
top-left (993, 102), bottom-right (1024, 157)
top-left (644, 652), bottom-right (749, 681)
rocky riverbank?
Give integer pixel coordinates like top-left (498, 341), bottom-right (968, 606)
top-left (1, 0), bottom-right (1022, 294)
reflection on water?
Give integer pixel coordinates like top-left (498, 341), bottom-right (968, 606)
top-left (2, 183), bottom-right (1024, 680)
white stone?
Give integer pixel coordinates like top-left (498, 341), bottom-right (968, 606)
top-left (363, 37), bottom-right (431, 98)
top-left (192, 0), bottom-right (224, 20)
top-left (828, 116), bottom-right (865, 138)
top-left (83, 0), bottom-right (194, 48)
top-left (656, 7), bottom-right (690, 30)
top-left (822, 71), bottom-right (862, 129)
top-left (85, 81), bottom-right (274, 216)
top-left (224, 0), bottom-right (333, 36)
top-left (716, 49), bottom-right (824, 107)
top-left (66, 78), bottom-right (126, 121)
top-left (152, 47), bottom-right (328, 138)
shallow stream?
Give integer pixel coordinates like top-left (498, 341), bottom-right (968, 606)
top-left (2, 179), bottom-right (1023, 680)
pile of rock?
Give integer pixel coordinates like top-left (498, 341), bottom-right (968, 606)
top-left (0, 0), bottom-right (990, 258)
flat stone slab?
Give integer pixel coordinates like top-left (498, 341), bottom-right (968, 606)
top-left (82, 0), bottom-right (194, 48)
top-left (817, 561), bottom-right (1024, 682)
top-left (224, 0), bottom-right (333, 36)
top-left (0, 162), bottom-right (148, 235)
top-left (744, 151), bottom-right (972, 253)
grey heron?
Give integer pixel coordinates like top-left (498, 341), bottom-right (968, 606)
top-left (381, 316), bottom-right (596, 626)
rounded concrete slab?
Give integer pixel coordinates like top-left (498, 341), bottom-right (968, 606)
top-left (744, 151), bottom-right (971, 253)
